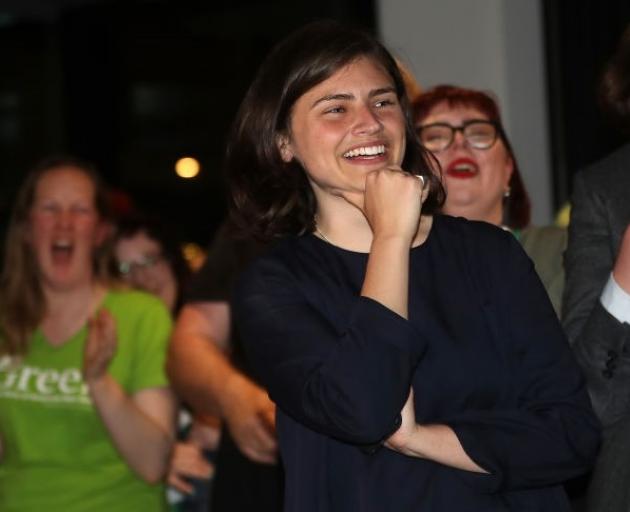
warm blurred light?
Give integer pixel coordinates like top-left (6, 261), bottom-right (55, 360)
top-left (175, 157), bottom-right (200, 178)
top-left (182, 242), bottom-right (206, 271)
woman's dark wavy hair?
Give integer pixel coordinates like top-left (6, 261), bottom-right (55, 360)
top-left (226, 20), bottom-right (445, 241)
top-left (599, 24), bottom-right (630, 134)
top-left (413, 85), bottom-right (531, 230)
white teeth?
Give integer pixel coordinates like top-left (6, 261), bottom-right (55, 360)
top-left (52, 240), bottom-right (72, 249)
top-left (343, 145), bottom-right (386, 158)
top-left (453, 163), bottom-right (475, 172)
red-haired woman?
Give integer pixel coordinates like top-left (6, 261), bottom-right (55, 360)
top-left (414, 85), bottom-right (566, 315)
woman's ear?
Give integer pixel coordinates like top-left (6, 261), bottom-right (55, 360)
top-left (94, 220), bottom-right (114, 247)
top-left (276, 134), bottom-right (294, 163)
top-left (503, 155), bottom-right (514, 187)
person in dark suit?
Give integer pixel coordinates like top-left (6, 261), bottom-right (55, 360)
top-left (225, 20), bottom-right (599, 512)
top-left (562, 23), bottom-right (630, 512)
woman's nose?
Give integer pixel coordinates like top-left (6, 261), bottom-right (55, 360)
top-left (353, 105), bottom-right (383, 134)
top-left (55, 209), bottom-right (73, 228)
top-left (451, 128), bottom-right (468, 149)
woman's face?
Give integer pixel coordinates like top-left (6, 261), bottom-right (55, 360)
top-left (114, 230), bottom-right (178, 312)
top-left (279, 57), bottom-right (407, 199)
top-left (28, 166), bottom-right (106, 292)
top-left (418, 101), bottom-right (513, 225)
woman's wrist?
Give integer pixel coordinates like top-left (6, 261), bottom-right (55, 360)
top-left (85, 372), bottom-right (115, 397)
top-left (397, 423), bottom-right (425, 457)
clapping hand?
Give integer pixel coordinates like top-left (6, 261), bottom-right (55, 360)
top-left (83, 309), bottom-right (117, 383)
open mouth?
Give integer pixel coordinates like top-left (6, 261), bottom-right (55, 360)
top-left (446, 158), bottom-right (479, 178)
top-left (343, 144), bottom-right (386, 160)
top-left (51, 239), bottom-right (74, 264)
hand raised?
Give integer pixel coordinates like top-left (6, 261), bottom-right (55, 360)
top-left (83, 309), bottom-right (117, 383)
top-left (343, 167), bottom-right (427, 243)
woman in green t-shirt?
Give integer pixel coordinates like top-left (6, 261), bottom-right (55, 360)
top-left (0, 156), bottom-right (176, 512)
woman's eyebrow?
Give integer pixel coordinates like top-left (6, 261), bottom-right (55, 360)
top-left (310, 86), bottom-right (396, 109)
top-left (369, 86), bottom-right (396, 98)
top-left (311, 93), bottom-right (354, 108)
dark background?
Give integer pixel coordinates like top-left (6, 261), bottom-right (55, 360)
top-left (0, 0), bottom-right (376, 246)
top-left (544, 0), bottom-right (630, 208)
top-left (1, 0), bottom-right (629, 248)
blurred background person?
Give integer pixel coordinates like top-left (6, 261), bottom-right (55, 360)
top-left (563, 22), bottom-right (630, 512)
top-left (167, 221), bottom-right (281, 512)
top-left (0, 156), bottom-right (176, 512)
top-left (114, 214), bottom-right (218, 512)
top-left (414, 85), bottom-right (567, 315)
top-left (115, 215), bottom-right (189, 312)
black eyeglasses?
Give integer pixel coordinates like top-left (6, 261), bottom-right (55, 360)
top-left (416, 120), bottom-right (499, 152)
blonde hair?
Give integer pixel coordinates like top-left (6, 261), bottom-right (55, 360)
top-left (395, 58), bottom-right (422, 102)
top-left (0, 156), bottom-right (115, 355)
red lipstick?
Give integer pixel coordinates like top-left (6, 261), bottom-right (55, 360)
top-left (445, 158), bottom-right (479, 179)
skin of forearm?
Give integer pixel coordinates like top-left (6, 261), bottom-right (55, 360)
top-left (167, 331), bottom-right (244, 417)
top-left (400, 423), bottom-right (487, 473)
top-left (361, 234), bottom-right (410, 319)
top-left (88, 375), bottom-right (174, 483)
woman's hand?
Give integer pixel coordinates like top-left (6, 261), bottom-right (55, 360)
top-left (355, 169), bottom-right (430, 318)
top-left (220, 372), bottom-right (278, 465)
top-left (364, 167), bottom-right (425, 243)
top-left (342, 167), bottom-right (426, 243)
top-left (167, 441), bottom-right (214, 494)
top-left (385, 388), bottom-right (488, 473)
top-left (385, 388), bottom-right (418, 455)
top-left (83, 309), bottom-right (117, 383)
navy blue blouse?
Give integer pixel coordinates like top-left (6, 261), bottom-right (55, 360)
top-left (234, 215), bottom-right (600, 511)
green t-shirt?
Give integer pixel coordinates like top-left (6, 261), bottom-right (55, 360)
top-left (0, 290), bottom-right (172, 512)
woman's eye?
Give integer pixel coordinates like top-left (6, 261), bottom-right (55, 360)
top-left (73, 206), bottom-right (91, 215)
top-left (41, 203), bottom-right (58, 213)
top-left (325, 106), bottom-right (345, 114)
top-left (375, 99), bottom-right (395, 108)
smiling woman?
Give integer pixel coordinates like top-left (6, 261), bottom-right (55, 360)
top-left (225, 20), bottom-right (600, 512)
top-left (0, 156), bottom-right (176, 512)
top-left (276, 58), bottom-right (408, 213)
top-left (227, 21), bottom-right (444, 243)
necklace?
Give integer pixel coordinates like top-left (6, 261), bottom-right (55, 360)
top-left (315, 225), bottom-right (333, 245)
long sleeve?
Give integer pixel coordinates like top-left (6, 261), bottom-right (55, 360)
top-left (449, 232), bottom-right (600, 492)
top-left (563, 165), bottom-right (630, 427)
top-left (234, 249), bottom-right (425, 445)
top-left (232, 220), bottom-right (601, 511)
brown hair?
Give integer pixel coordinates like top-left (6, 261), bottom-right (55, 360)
top-left (226, 20), bottom-right (445, 241)
top-left (0, 156), bottom-right (114, 355)
top-left (599, 24), bottom-right (630, 133)
top-left (413, 85), bottom-right (531, 230)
